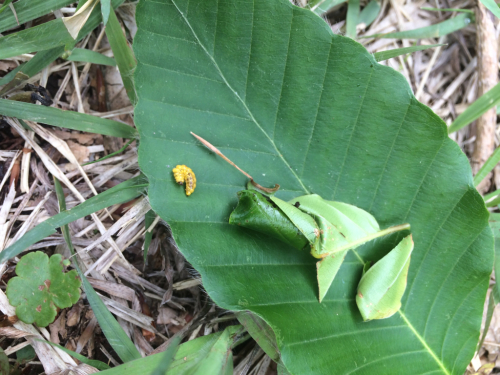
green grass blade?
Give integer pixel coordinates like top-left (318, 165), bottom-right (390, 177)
top-left (0, 46), bottom-right (64, 89)
top-left (0, 0), bottom-right (125, 59)
top-left (358, 0), bottom-right (380, 27)
top-left (480, 0), bottom-right (500, 19)
top-left (53, 177), bottom-right (142, 364)
top-left (35, 339), bottom-right (110, 370)
top-left (106, 10), bottom-right (137, 105)
top-left (474, 146), bottom-right (500, 187)
top-left (308, 0), bottom-right (347, 15)
top-left (346, 0), bottom-right (360, 38)
top-left (0, 19), bottom-right (72, 59)
top-left (374, 44), bottom-right (446, 62)
top-left (0, 99), bottom-right (138, 138)
top-left (99, 326), bottom-right (240, 375)
top-left (0, 47), bottom-right (66, 89)
top-left (66, 48), bottom-right (116, 66)
top-left (101, 0), bottom-right (111, 25)
top-left (363, 12), bottom-right (474, 39)
top-left (0, 0), bottom-right (74, 33)
top-left (420, 7), bottom-right (474, 14)
top-left (449, 81), bottom-right (500, 134)
top-left (150, 336), bottom-right (181, 375)
top-left (143, 209), bottom-right (156, 265)
top-left (83, 139), bottom-right (135, 166)
top-left (486, 195), bottom-right (500, 208)
top-left (0, 176), bottom-right (147, 264)
top-left (0, 0), bottom-right (14, 15)
top-left (0, 64), bottom-right (24, 86)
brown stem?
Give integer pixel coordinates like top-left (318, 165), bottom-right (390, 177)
top-left (190, 132), bottom-right (280, 194)
top-left (472, 2), bottom-right (498, 192)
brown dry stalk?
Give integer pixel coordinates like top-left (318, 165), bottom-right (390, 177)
top-left (190, 132), bottom-right (280, 193)
top-left (472, 1), bottom-right (498, 191)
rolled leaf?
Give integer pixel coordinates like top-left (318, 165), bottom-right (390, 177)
top-left (293, 195), bottom-right (380, 258)
top-left (356, 234), bottom-right (414, 321)
top-left (229, 190), bottom-right (311, 250)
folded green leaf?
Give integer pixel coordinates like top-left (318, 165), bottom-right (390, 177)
top-left (374, 44), bottom-right (446, 62)
top-left (356, 235), bottom-right (413, 321)
top-left (0, 176), bottom-right (147, 264)
top-left (229, 190), bottom-right (311, 251)
top-left (65, 47), bottom-right (116, 66)
top-left (231, 191), bottom-right (410, 302)
top-left (363, 13), bottom-right (474, 39)
top-left (0, 99), bottom-right (137, 138)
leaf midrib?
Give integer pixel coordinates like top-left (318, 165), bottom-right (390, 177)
top-left (170, 0), bottom-right (309, 194)
top-left (166, 1), bottom-right (452, 374)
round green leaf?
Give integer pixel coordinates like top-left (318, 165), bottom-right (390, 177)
top-left (133, 0), bottom-right (493, 374)
top-left (7, 252), bottom-right (81, 327)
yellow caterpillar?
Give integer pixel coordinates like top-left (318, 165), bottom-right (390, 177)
top-left (172, 165), bottom-right (196, 196)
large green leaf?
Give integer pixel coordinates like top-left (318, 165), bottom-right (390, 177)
top-left (133, 0), bottom-right (493, 374)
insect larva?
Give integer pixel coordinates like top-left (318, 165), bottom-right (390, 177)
top-left (172, 165), bottom-right (196, 196)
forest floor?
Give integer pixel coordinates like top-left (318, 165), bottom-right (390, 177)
top-left (0, 0), bottom-right (498, 374)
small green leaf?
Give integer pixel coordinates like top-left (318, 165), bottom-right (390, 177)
top-left (356, 235), bottom-right (413, 321)
top-left (363, 13), bottom-right (474, 39)
top-left (16, 345), bottom-right (36, 364)
top-left (6, 252), bottom-right (81, 327)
